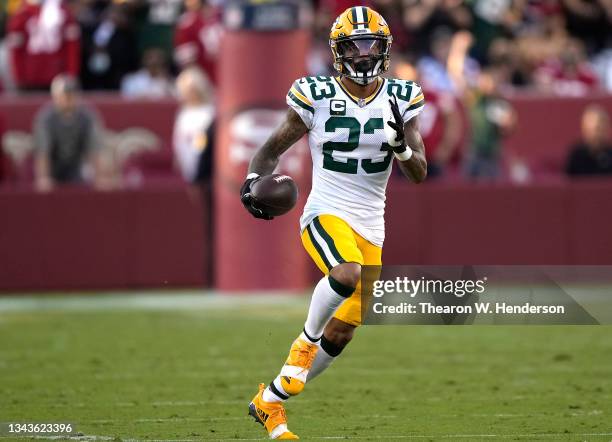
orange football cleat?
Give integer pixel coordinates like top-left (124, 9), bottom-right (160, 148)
top-left (248, 383), bottom-right (299, 440)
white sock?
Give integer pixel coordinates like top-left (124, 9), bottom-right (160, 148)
top-left (262, 375), bottom-right (288, 403)
top-left (303, 276), bottom-right (354, 341)
top-left (306, 342), bottom-right (336, 382)
top-left (261, 277), bottom-right (353, 404)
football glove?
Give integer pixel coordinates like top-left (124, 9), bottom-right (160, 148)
top-left (386, 94), bottom-right (413, 161)
top-left (240, 173), bottom-right (274, 221)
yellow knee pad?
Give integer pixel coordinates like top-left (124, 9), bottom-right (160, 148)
top-left (280, 376), bottom-right (305, 396)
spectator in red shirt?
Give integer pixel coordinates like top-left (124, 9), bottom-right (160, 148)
top-left (392, 58), bottom-right (465, 179)
top-left (535, 39), bottom-right (599, 96)
top-left (7, 0), bottom-right (80, 91)
top-left (173, 0), bottom-right (221, 84)
top-left (419, 88), bottom-right (465, 178)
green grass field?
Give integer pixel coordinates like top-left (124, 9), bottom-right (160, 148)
top-left (0, 292), bottom-right (611, 441)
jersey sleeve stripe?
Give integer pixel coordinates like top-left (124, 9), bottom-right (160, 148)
top-left (292, 80), bottom-right (307, 98)
top-left (406, 99), bottom-right (425, 112)
top-left (312, 217), bottom-right (346, 265)
top-left (288, 90), bottom-right (314, 113)
top-left (409, 93), bottom-right (424, 106)
top-left (290, 86), bottom-right (313, 106)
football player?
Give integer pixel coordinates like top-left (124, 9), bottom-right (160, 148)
top-left (240, 6), bottom-right (427, 439)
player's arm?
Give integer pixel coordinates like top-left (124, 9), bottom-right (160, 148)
top-left (386, 95), bottom-right (427, 183)
top-left (396, 116), bottom-right (427, 183)
top-left (240, 108), bottom-right (308, 219)
top-left (248, 108), bottom-right (308, 175)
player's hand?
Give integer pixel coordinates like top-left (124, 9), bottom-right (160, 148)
top-left (386, 94), bottom-right (413, 161)
top-left (240, 174), bottom-right (274, 220)
top-left (387, 94), bottom-right (406, 150)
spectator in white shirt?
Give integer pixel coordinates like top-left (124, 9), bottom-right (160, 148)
top-left (121, 48), bottom-right (175, 98)
top-left (173, 67), bottom-right (215, 182)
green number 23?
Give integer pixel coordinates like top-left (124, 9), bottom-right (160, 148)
top-left (322, 116), bottom-right (393, 174)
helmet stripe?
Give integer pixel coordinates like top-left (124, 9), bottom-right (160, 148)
top-left (355, 6), bottom-right (363, 28)
top-left (359, 6), bottom-right (367, 29)
top-left (350, 7), bottom-right (358, 26)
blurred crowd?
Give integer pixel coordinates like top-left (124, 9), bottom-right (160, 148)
top-left (0, 0), bottom-right (222, 93)
top-left (0, 0), bottom-right (611, 188)
top-left (312, 0), bottom-right (612, 94)
top-left (1, 0), bottom-right (611, 94)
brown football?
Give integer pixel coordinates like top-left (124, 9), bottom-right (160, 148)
top-left (250, 174), bottom-right (299, 216)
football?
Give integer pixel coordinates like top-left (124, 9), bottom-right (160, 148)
top-left (250, 174), bottom-right (299, 216)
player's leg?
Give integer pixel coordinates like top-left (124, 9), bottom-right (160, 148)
top-left (307, 317), bottom-right (355, 381)
top-left (302, 261), bottom-right (360, 342)
top-left (307, 231), bottom-right (382, 381)
top-left (267, 216), bottom-right (362, 397)
top-left (262, 261), bottom-right (358, 402)
top-left (249, 215), bottom-right (361, 439)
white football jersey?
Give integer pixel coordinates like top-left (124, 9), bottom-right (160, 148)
top-left (286, 75), bottom-right (425, 247)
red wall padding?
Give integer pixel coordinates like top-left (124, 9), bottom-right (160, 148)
top-left (1, 180), bottom-right (611, 292)
top-left (0, 184), bottom-right (207, 291)
top-left (503, 93), bottom-right (612, 174)
top-left (214, 30), bottom-right (312, 291)
top-left (382, 179), bottom-right (612, 266)
top-left (2, 94), bottom-right (612, 291)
